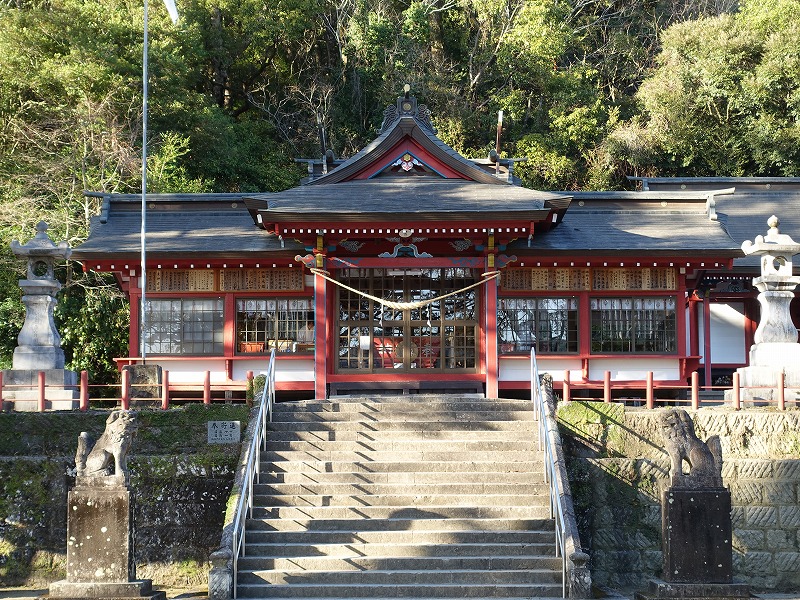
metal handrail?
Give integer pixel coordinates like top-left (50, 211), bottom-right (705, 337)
top-left (530, 348), bottom-right (590, 598)
top-left (230, 349), bottom-right (276, 599)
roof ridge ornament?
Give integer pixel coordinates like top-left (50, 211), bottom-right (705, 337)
top-left (378, 84), bottom-right (437, 135)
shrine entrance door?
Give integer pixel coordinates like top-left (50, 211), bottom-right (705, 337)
top-left (336, 267), bottom-right (479, 374)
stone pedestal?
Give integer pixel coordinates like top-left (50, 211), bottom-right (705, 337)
top-left (2, 369), bottom-right (78, 411)
top-left (122, 365), bottom-right (163, 406)
top-left (662, 488), bottom-right (732, 584)
top-left (636, 487), bottom-right (749, 600)
top-left (45, 477), bottom-right (164, 600)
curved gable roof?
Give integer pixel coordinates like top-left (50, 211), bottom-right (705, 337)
top-left (310, 93), bottom-right (509, 186)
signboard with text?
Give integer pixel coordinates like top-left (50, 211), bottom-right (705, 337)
top-left (207, 421), bottom-right (241, 444)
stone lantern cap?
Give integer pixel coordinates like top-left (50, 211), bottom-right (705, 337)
top-left (741, 216), bottom-right (800, 280)
top-left (10, 221), bottom-right (71, 283)
top-left (11, 221), bottom-right (72, 259)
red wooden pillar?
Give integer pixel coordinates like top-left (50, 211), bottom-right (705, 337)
top-left (203, 371), bottom-right (211, 405)
top-left (314, 267), bottom-right (328, 400)
top-left (603, 371), bottom-right (611, 403)
top-left (121, 369), bottom-right (130, 410)
top-left (224, 294), bottom-right (236, 357)
top-left (38, 371), bottom-right (46, 412)
top-left (688, 294), bottom-right (700, 358)
top-left (703, 291), bottom-right (712, 389)
top-left (129, 277), bottom-right (141, 358)
top-left (485, 266), bottom-right (499, 399)
top-left (161, 370), bottom-right (170, 410)
top-left (80, 371), bottom-right (89, 411)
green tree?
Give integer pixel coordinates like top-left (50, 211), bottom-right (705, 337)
top-left (608, 0), bottom-right (800, 177)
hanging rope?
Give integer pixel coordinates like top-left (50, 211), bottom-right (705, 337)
top-left (309, 267), bottom-right (501, 311)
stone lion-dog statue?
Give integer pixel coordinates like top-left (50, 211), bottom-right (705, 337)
top-left (75, 410), bottom-right (138, 480)
top-left (660, 408), bottom-right (723, 488)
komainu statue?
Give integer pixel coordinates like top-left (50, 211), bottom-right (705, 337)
top-left (75, 410), bottom-right (137, 480)
top-left (660, 408), bottom-right (723, 488)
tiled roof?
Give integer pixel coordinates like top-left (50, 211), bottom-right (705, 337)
top-left (511, 191), bottom-right (739, 257)
top-left (72, 194), bottom-right (301, 261)
top-left (250, 179), bottom-right (568, 214)
top-left (712, 191), bottom-right (800, 269)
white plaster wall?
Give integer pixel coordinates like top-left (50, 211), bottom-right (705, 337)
top-left (252, 359), bottom-right (315, 382)
top-left (698, 301), bottom-right (747, 365)
top-left (499, 357), bottom-right (583, 382)
top-left (587, 358), bottom-right (680, 381)
top-left (154, 359), bottom-right (227, 382)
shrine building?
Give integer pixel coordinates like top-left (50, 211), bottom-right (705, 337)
top-left (72, 90), bottom-right (800, 399)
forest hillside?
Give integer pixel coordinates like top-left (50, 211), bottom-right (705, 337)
top-left (1, 0), bottom-right (799, 379)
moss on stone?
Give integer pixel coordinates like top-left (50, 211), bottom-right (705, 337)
top-left (0, 404), bottom-right (249, 587)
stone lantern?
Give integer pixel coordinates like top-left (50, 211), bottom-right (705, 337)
top-left (733, 215), bottom-right (800, 400)
top-left (4, 221), bottom-right (77, 409)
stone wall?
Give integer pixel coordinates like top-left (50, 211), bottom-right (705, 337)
top-left (558, 402), bottom-right (800, 593)
top-left (0, 405), bottom-right (247, 588)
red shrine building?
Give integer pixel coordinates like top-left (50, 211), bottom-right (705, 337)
top-left (72, 91), bottom-right (800, 399)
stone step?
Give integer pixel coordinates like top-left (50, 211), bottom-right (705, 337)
top-left (265, 429), bottom-right (537, 442)
top-left (255, 493), bottom-right (548, 507)
top-left (250, 505), bottom-right (550, 520)
top-left (266, 439), bottom-right (539, 452)
top-left (237, 568), bottom-right (562, 586)
top-left (267, 420), bottom-right (537, 432)
top-left (235, 583), bottom-right (564, 598)
top-left (257, 470), bottom-right (544, 485)
top-left (262, 450), bottom-right (538, 463)
top-left (240, 541), bottom-right (556, 558)
top-left (253, 482), bottom-right (548, 496)
top-left (277, 394), bottom-right (491, 405)
top-left (237, 554), bottom-right (561, 572)
top-left (244, 529), bottom-right (556, 545)
top-left (273, 400), bottom-right (535, 413)
top-left (247, 517), bottom-right (553, 533)
top-left (261, 461), bottom-right (544, 474)
top-left (270, 411), bottom-right (537, 423)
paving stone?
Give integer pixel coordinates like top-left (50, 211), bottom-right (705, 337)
top-left (730, 506), bottom-right (747, 527)
top-left (731, 481), bottom-right (763, 504)
top-left (742, 551), bottom-right (775, 576)
top-left (767, 529), bottom-right (796, 551)
top-left (746, 506), bottom-right (778, 528)
top-left (732, 529), bottom-right (766, 552)
top-left (735, 459), bottom-right (774, 479)
top-left (762, 482), bottom-right (796, 504)
top-left (779, 505), bottom-right (800, 528)
top-left (773, 460), bottom-right (800, 480)
top-left (773, 552), bottom-right (800, 573)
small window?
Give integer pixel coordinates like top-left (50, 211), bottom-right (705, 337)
top-left (498, 297), bottom-right (579, 354)
top-left (236, 298), bottom-right (314, 354)
top-left (143, 298), bottom-right (224, 355)
top-left (590, 297), bottom-right (677, 353)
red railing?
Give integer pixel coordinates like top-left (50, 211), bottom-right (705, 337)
top-left (0, 368), bottom-right (794, 411)
top-left (557, 368), bottom-right (792, 409)
top-left (0, 370), bottom-right (255, 411)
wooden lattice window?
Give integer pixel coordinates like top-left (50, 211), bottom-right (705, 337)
top-left (142, 298), bottom-right (224, 355)
top-left (590, 297), bottom-right (677, 354)
top-left (498, 297), bottom-right (579, 354)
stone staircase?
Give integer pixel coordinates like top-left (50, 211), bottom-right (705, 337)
top-left (236, 395), bottom-right (563, 599)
